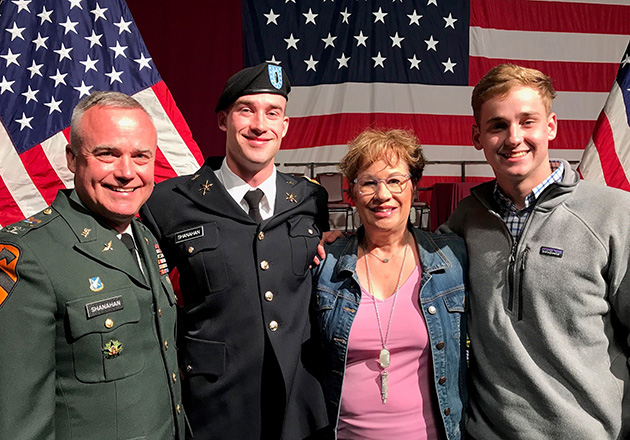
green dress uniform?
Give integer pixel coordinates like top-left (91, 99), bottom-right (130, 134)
top-left (0, 190), bottom-right (185, 440)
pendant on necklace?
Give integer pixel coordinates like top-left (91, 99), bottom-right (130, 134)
top-left (381, 258), bottom-right (389, 263)
top-left (379, 348), bottom-right (390, 368)
top-left (380, 370), bottom-right (389, 403)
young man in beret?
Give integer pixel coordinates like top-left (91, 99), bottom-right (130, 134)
top-left (140, 63), bottom-right (330, 440)
top-left (443, 64), bottom-right (630, 439)
top-left (0, 92), bottom-right (185, 439)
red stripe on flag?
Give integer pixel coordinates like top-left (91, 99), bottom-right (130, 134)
top-left (591, 112), bottom-right (630, 190)
top-left (150, 81), bottom-right (204, 165)
top-left (154, 148), bottom-right (179, 183)
top-left (0, 176), bottom-right (24, 227)
top-left (284, 113), bottom-right (594, 151)
top-left (19, 145), bottom-right (65, 205)
top-left (62, 127), bottom-right (71, 142)
top-left (469, 57), bottom-right (618, 93)
top-left (471, 0), bottom-right (630, 34)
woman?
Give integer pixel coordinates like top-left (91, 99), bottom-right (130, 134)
top-left (312, 128), bottom-right (467, 440)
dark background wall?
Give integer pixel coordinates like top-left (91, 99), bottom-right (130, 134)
top-left (128, 1), bottom-right (242, 158)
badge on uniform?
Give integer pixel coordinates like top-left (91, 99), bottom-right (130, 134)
top-left (268, 64), bottom-right (283, 90)
top-left (102, 340), bottom-right (123, 359)
top-left (0, 244), bottom-right (20, 308)
top-left (155, 244), bottom-right (169, 275)
top-left (89, 276), bottom-right (104, 292)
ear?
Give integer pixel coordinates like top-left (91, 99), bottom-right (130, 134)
top-left (281, 115), bottom-right (289, 138)
top-left (217, 111), bottom-right (228, 132)
top-left (547, 112), bottom-right (557, 141)
top-left (65, 144), bottom-right (77, 173)
top-left (472, 124), bottom-right (483, 151)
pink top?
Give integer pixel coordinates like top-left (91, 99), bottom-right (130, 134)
top-left (337, 265), bottom-right (444, 440)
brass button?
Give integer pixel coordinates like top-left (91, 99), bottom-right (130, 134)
top-left (186, 364), bottom-right (192, 373)
top-left (269, 320), bottom-right (278, 331)
top-left (176, 404), bottom-right (181, 414)
top-left (188, 246), bottom-right (194, 254)
top-left (172, 372), bottom-right (177, 383)
top-left (158, 308), bottom-right (162, 317)
top-left (164, 340), bottom-right (169, 350)
top-left (438, 376), bottom-right (447, 385)
top-left (444, 407), bottom-right (451, 416)
top-left (427, 306), bottom-right (437, 315)
top-left (260, 260), bottom-right (269, 270)
top-left (264, 291), bottom-right (274, 301)
top-left (258, 231), bottom-right (265, 241)
top-left (104, 318), bottom-right (114, 329)
top-left (43, 208), bottom-right (52, 215)
top-left (436, 342), bottom-right (445, 350)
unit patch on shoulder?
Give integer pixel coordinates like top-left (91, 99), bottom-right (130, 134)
top-left (0, 244), bottom-right (20, 308)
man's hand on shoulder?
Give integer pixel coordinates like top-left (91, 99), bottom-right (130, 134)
top-left (311, 230), bottom-right (345, 267)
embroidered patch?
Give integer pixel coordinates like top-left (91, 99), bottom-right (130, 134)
top-left (175, 226), bottom-right (204, 243)
top-left (89, 277), bottom-right (104, 292)
top-left (85, 296), bottom-right (123, 319)
top-left (540, 247), bottom-right (563, 258)
top-left (0, 244), bottom-right (20, 308)
top-left (268, 64), bottom-right (283, 89)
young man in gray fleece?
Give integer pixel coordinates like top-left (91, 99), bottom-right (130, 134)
top-left (442, 63), bottom-right (630, 439)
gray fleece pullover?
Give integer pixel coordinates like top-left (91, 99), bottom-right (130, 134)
top-left (443, 160), bottom-right (630, 440)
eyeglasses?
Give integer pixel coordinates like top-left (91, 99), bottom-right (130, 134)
top-left (353, 174), bottom-right (411, 195)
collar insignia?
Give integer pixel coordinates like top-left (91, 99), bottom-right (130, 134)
top-left (286, 192), bottom-right (298, 203)
top-left (102, 240), bottom-right (113, 252)
top-left (81, 228), bottom-right (91, 237)
top-left (199, 180), bottom-right (213, 195)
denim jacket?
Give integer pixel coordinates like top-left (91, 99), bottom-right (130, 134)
top-left (312, 227), bottom-right (467, 440)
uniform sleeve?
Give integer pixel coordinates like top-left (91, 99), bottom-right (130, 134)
top-left (0, 239), bottom-right (57, 439)
top-left (314, 184), bottom-right (330, 233)
top-left (139, 201), bottom-right (164, 243)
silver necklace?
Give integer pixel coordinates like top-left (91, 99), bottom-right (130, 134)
top-left (363, 232), bottom-right (410, 404)
top-left (365, 240), bottom-right (407, 263)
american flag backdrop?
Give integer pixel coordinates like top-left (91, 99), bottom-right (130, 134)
top-left (579, 40), bottom-right (630, 190)
top-left (0, 0), bottom-right (204, 227)
top-left (241, 0), bottom-right (630, 188)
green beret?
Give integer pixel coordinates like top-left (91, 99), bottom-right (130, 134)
top-left (215, 63), bottom-right (291, 113)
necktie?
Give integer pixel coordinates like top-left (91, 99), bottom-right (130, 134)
top-left (243, 189), bottom-right (264, 223)
top-left (120, 233), bottom-right (140, 268)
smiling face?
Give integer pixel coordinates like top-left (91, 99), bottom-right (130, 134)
top-left (66, 106), bottom-right (157, 233)
top-left (352, 159), bottom-right (414, 236)
top-left (473, 85), bottom-right (557, 195)
top-left (218, 93), bottom-right (289, 184)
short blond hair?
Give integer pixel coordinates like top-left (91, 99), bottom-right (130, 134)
top-left (339, 128), bottom-right (426, 184)
top-left (471, 64), bottom-right (556, 124)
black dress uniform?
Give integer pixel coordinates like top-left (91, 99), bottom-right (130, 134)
top-left (140, 162), bottom-right (330, 440)
top-left (0, 190), bottom-right (184, 440)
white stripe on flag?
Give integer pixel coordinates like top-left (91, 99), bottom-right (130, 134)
top-left (0, 125), bottom-right (48, 217)
top-left (41, 132), bottom-right (75, 188)
top-left (288, 83), bottom-right (608, 121)
top-left (470, 27), bottom-right (629, 63)
top-left (134, 87), bottom-right (201, 175)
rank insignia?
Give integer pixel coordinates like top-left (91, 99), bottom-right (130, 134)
top-left (22, 216), bottom-right (41, 225)
top-left (81, 228), bottom-right (91, 237)
top-left (144, 236), bottom-right (149, 244)
top-left (199, 180), bottom-right (213, 195)
top-left (191, 174), bottom-right (200, 181)
top-left (286, 192), bottom-right (298, 203)
top-left (89, 277), bottom-right (104, 292)
top-left (102, 340), bottom-right (123, 359)
top-left (3, 225), bottom-right (23, 235)
top-left (268, 64), bottom-right (283, 89)
top-left (102, 240), bottom-right (113, 252)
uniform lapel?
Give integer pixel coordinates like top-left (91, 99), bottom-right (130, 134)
top-left (272, 173), bottom-right (304, 218)
top-left (175, 165), bottom-right (254, 223)
top-left (54, 190), bottom-right (149, 287)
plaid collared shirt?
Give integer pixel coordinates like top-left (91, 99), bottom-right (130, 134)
top-left (494, 161), bottom-right (564, 241)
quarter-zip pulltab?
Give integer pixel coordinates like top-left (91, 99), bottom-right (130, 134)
top-left (517, 247), bottom-right (529, 320)
top-left (507, 241), bottom-right (518, 313)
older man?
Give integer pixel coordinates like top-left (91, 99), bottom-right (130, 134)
top-left (140, 63), bottom-right (330, 440)
top-left (0, 92), bottom-right (185, 439)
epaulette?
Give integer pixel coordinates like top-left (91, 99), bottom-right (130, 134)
top-left (303, 176), bottom-right (320, 185)
top-left (0, 207), bottom-right (57, 238)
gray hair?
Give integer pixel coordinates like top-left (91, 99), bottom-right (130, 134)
top-left (69, 91), bottom-right (152, 152)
